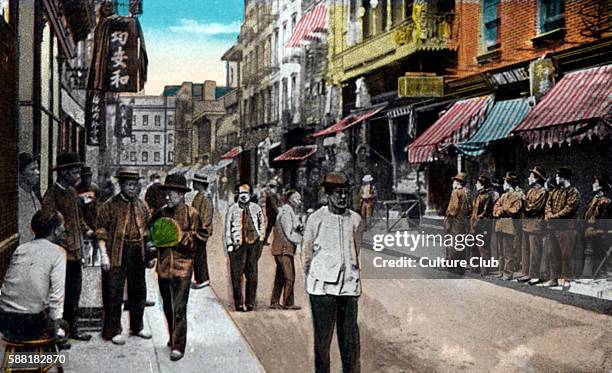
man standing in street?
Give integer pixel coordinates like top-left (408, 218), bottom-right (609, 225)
top-left (150, 174), bottom-right (200, 361)
top-left (41, 152), bottom-right (92, 341)
top-left (191, 173), bottom-right (214, 289)
top-left (260, 179), bottom-right (280, 246)
top-left (302, 172), bottom-right (363, 373)
top-left (96, 169), bottom-right (152, 345)
top-left (224, 182), bottom-right (265, 312)
top-left (270, 190), bottom-right (303, 310)
top-left (544, 168), bottom-right (580, 288)
top-left (145, 173), bottom-right (165, 213)
top-left (519, 167), bottom-right (548, 285)
top-left (445, 172), bottom-right (470, 273)
top-left (359, 174), bottom-right (376, 230)
top-left (581, 173), bottom-right (611, 278)
top-left (492, 172), bottom-right (524, 281)
top-left (469, 174), bottom-right (493, 275)
top-left (18, 152), bottom-right (41, 244)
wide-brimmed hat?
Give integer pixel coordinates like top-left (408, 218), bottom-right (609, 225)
top-left (321, 172), bottom-right (351, 189)
top-left (115, 168), bottom-right (141, 181)
top-left (81, 166), bottom-right (93, 176)
top-left (192, 173), bottom-right (209, 184)
top-left (19, 152), bottom-right (39, 172)
top-left (52, 152), bottom-right (83, 171)
top-left (362, 174), bottom-right (373, 182)
top-left (503, 172), bottom-right (519, 184)
top-left (476, 173), bottom-right (490, 187)
top-left (161, 173), bottom-right (191, 192)
top-left (556, 167), bottom-right (573, 179)
top-left (452, 172), bottom-right (467, 184)
top-left (593, 173), bottom-right (611, 191)
top-left (528, 166), bottom-right (547, 181)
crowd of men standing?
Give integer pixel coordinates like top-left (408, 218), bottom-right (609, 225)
top-left (445, 167), bottom-right (611, 286)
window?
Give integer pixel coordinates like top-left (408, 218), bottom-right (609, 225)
top-left (142, 115), bottom-right (148, 126)
top-left (538, 0), bottom-right (564, 33)
top-left (142, 152), bottom-right (148, 162)
top-left (282, 78), bottom-right (288, 111)
top-left (392, 0), bottom-right (405, 26)
top-left (154, 152), bottom-right (160, 162)
top-left (168, 151), bottom-right (174, 162)
top-left (482, 0), bottom-right (500, 50)
top-left (168, 115), bottom-right (174, 126)
top-left (290, 73), bottom-right (298, 112)
top-left (154, 135), bottom-right (161, 144)
top-left (132, 115), bottom-right (137, 125)
top-left (155, 115), bottom-right (161, 126)
top-left (131, 134), bottom-right (136, 143)
top-left (130, 152), bottom-right (136, 161)
top-left (291, 13), bottom-right (297, 33)
top-left (142, 134), bottom-right (148, 143)
top-left (168, 134), bottom-right (173, 144)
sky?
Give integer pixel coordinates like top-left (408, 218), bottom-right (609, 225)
top-left (138, 0), bottom-right (244, 95)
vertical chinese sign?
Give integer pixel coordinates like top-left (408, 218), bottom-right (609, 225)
top-left (106, 21), bottom-right (140, 92)
top-left (85, 90), bottom-right (106, 147)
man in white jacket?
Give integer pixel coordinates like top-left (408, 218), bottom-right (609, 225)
top-left (224, 182), bottom-right (265, 311)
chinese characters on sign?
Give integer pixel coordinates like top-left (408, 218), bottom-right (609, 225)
top-left (106, 20), bottom-right (139, 92)
top-left (114, 102), bottom-right (133, 138)
top-left (85, 90), bottom-right (106, 147)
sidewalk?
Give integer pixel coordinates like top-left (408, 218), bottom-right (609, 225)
top-left (65, 268), bottom-right (266, 372)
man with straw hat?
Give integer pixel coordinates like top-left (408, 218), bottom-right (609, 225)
top-left (191, 173), bottom-right (214, 289)
top-left (520, 167), bottom-right (548, 285)
top-left (445, 172), bottom-right (470, 273)
top-left (470, 173), bottom-right (494, 275)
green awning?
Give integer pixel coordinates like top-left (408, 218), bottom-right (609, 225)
top-left (456, 98), bottom-right (530, 156)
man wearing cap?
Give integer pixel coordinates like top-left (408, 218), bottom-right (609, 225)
top-left (149, 174), bottom-right (201, 361)
top-left (445, 172), bottom-right (470, 272)
top-left (41, 152), bottom-right (93, 341)
top-left (359, 174), bottom-right (376, 230)
top-left (144, 173), bottom-right (165, 213)
top-left (544, 167), bottom-right (580, 288)
top-left (581, 173), bottom-right (611, 278)
top-left (95, 169), bottom-right (152, 345)
top-left (519, 167), bottom-right (548, 284)
top-left (470, 174), bottom-right (493, 274)
top-left (492, 172), bottom-right (524, 281)
top-left (191, 173), bottom-right (214, 289)
top-left (224, 182), bottom-right (265, 312)
top-left (302, 172), bottom-right (363, 373)
top-left (259, 179), bottom-right (281, 246)
top-left (18, 152), bottom-right (41, 244)
top-left (77, 166), bottom-right (99, 265)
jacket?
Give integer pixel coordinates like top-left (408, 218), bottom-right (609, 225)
top-left (192, 192), bottom-right (214, 240)
top-left (522, 185), bottom-right (547, 234)
top-left (224, 202), bottom-right (265, 249)
top-left (493, 189), bottom-right (523, 235)
top-left (470, 189), bottom-right (493, 233)
top-left (95, 194), bottom-right (149, 267)
top-left (545, 186), bottom-right (580, 229)
top-left (271, 204), bottom-right (302, 256)
top-left (445, 188), bottom-right (470, 234)
top-left (584, 193), bottom-right (611, 232)
top-left (41, 182), bottom-right (90, 260)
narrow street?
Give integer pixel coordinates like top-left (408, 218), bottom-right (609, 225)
top-left (207, 211), bottom-right (612, 373)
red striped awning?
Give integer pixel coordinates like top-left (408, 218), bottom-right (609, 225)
top-left (512, 65), bottom-right (612, 149)
top-left (312, 106), bottom-right (385, 138)
top-left (221, 146), bottom-right (242, 160)
top-left (286, 4), bottom-right (327, 48)
top-left (274, 145), bottom-right (317, 161)
top-left (408, 95), bottom-right (493, 164)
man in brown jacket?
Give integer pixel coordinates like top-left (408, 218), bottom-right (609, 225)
top-left (150, 174), bottom-right (201, 361)
top-left (492, 172), bottom-right (524, 281)
top-left (543, 167), bottom-right (580, 288)
top-left (270, 190), bottom-right (303, 310)
top-left (445, 172), bottom-right (470, 273)
top-left (519, 167), bottom-right (548, 285)
top-left (96, 169), bottom-right (152, 345)
top-left (191, 173), bottom-right (214, 289)
top-left (41, 152), bottom-right (92, 341)
top-left (470, 174), bottom-right (493, 274)
top-left (581, 173), bottom-right (611, 278)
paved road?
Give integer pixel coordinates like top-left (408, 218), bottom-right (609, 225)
top-left (208, 210), bottom-right (612, 373)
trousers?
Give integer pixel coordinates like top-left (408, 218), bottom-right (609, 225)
top-left (158, 276), bottom-right (191, 353)
top-left (270, 255), bottom-right (295, 307)
top-left (229, 241), bottom-right (262, 309)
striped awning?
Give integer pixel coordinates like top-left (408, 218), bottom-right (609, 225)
top-left (274, 145), bottom-right (317, 161)
top-left (456, 98), bottom-right (531, 156)
top-left (312, 106), bottom-right (385, 138)
top-left (408, 95), bottom-right (493, 164)
top-left (221, 146), bottom-right (242, 160)
top-left (286, 3), bottom-right (327, 48)
top-left (513, 65), bottom-right (612, 149)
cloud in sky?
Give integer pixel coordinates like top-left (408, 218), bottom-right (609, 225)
top-left (169, 19), bottom-right (241, 35)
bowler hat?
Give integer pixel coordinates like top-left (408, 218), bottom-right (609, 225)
top-left (19, 152), bottom-right (38, 172)
top-left (115, 168), bottom-right (141, 181)
top-left (192, 173), bottom-right (208, 184)
top-left (452, 172), bottom-right (467, 184)
top-left (503, 172), bottom-right (519, 184)
top-left (556, 167), bottom-right (573, 179)
top-left (81, 166), bottom-right (93, 176)
top-left (52, 152), bottom-right (83, 171)
top-left (593, 173), bottom-right (611, 191)
top-left (321, 172), bottom-right (351, 189)
top-left (528, 166), bottom-right (547, 182)
top-left (161, 173), bottom-right (191, 192)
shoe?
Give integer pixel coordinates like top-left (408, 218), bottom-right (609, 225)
top-left (170, 350), bottom-right (184, 361)
top-left (111, 334), bottom-right (126, 345)
top-left (501, 274), bottom-right (513, 281)
top-left (245, 305), bottom-right (254, 312)
top-left (145, 300), bottom-right (156, 307)
top-left (70, 331), bottom-right (92, 341)
top-left (235, 305), bottom-right (247, 312)
top-left (517, 275), bottom-right (531, 283)
top-left (269, 303), bottom-right (282, 309)
top-left (130, 330), bottom-right (152, 339)
top-left (528, 278), bottom-right (541, 286)
top-left (191, 281), bottom-right (210, 289)
top-left (282, 305), bottom-right (301, 310)
top-left (59, 342), bottom-right (71, 350)
top-left (541, 279), bottom-right (558, 287)
top-left (561, 280), bottom-right (572, 290)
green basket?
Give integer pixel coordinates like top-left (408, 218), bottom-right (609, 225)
top-left (150, 217), bottom-right (182, 248)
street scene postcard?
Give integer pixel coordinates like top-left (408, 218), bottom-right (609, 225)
top-left (0, 0), bottom-right (611, 372)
